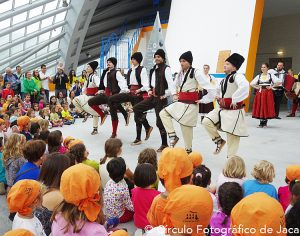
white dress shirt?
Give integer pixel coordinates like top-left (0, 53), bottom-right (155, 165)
top-left (129, 66), bottom-right (149, 92)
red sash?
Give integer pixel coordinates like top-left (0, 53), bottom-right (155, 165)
top-left (105, 88), bottom-right (111, 96)
top-left (178, 92), bottom-right (199, 104)
top-left (86, 87), bottom-right (98, 96)
top-left (130, 85), bottom-right (140, 95)
top-left (219, 98), bottom-right (244, 110)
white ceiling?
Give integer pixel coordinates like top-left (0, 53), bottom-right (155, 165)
top-left (264, 0), bottom-right (300, 18)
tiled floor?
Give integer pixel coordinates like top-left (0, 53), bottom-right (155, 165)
top-left (0, 111), bottom-right (298, 235)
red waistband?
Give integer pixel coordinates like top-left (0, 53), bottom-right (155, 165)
top-left (219, 98), bottom-right (244, 110)
top-left (130, 85), bottom-right (141, 95)
top-left (178, 92), bottom-right (199, 103)
top-left (105, 88), bottom-right (111, 96)
top-left (86, 87), bottom-right (98, 95)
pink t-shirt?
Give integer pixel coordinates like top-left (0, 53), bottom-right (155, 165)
top-left (131, 187), bottom-right (160, 229)
top-left (59, 146), bottom-right (67, 154)
top-left (278, 185), bottom-right (291, 211)
top-left (51, 213), bottom-right (108, 236)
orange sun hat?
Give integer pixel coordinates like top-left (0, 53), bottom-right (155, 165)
top-left (231, 192), bottom-right (285, 236)
top-left (188, 151), bottom-right (203, 168)
top-left (7, 180), bottom-right (41, 216)
top-left (63, 136), bottom-right (75, 148)
top-left (163, 185), bottom-right (213, 236)
top-left (110, 230), bottom-right (130, 236)
top-left (17, 116), bottom-right (31, 131)
top-left (60, 163), bottom-right (101, 222)
top-left (286, 165), bottom-right (300, 183)
top-left (4, 229), bottom-right (34, 236)
top-left (158, 147), bottom-right (193, 192)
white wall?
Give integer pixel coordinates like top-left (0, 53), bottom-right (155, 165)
top-left (165, 0), bottom-right (257, 73)
top-left (255, 13), bottom-right (300, 75)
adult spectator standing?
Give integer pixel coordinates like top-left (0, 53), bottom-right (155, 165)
top-left (15, 65), bottom-right (25, 97)
top-left (52, 63), bottom-right (68, 98)
top-left (39, 64), bottom-right (50, 102)
top-left (268, 61), bottom-right (285, 119)
top-left (4, 67), bottom-right (20, 95)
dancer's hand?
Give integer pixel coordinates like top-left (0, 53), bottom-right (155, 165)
top-left (148, 90), bottom-right (153, 96)
top-left (195, 100), bottom-right (201, 104)
top-left (135, 89), bottom-right (141, 94)
top-left (160, 95), bottom-right (167, 100)
top-left (230, 103), bottom-right (237, 109)
top-left (173, 94), bottom-right (178, 101)
top-left (267, 86), bottom-right (272, 90)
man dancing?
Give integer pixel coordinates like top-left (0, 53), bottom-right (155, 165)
top-left (160, 51), bottom-right (214, 153)
top-left (72, 61), bottom-right (103, 134)
top-left (202, 53), bottom-right (249, 158)
top-left (88, 57), bottom-right (129, 137)
top-left (133, 49), bottom-right (176, 152)
top-left (108, 52), bottom-right (153, 145)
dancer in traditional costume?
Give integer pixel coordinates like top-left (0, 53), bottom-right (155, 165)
top-left (133, 49), bottom-right (176, 152)
top-left (199, 64), bottom-right (216, 122)
top-left (160, 51), bottom-right (215, 153)
top-left (108, 52), bottom-right (153, 145)
top-left (88, 57), bottom-right (129, 137)
top-left (251, 63), bottom-right (279, 128)
top-left (202, 53), bottom-right (249, 158)
top-left (72, 61), bottom-right (104, 135)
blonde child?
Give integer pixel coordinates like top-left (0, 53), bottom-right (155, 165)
top-left (7, 179), bottom-right (46, 235)
top-left (51, 164), bottom-right (108, 235)
top-left (3, 134), bottom-right (26, 191)
top-left (61, 104), bottom-right (75, 125)
top-left (216, 155), bottom-right (246, 193)
top-left (243, 160), bottom-right (278, 199)
top-left (50, 106), bottom-right (63, 127)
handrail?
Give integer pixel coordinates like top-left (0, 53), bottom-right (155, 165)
top-left (99, 9), bottom-right (169, 71)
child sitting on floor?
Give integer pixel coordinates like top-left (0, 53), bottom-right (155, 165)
top-left (132, 163), bottom-right (160, 229)
top-left (61, 104), bottom-right (75, 125)
top-left (50, 106), bottom-right (63, 127)
top-left (243, 160), bottom-right (278, 200)
top-left (7, 179), bottom-right (46, 235)
top-left (104, 158), bottom-right (134, 223)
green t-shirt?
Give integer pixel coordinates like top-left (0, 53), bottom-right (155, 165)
top-left (82, 159), bottom-right (99, 172)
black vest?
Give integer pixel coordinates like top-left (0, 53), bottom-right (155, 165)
top-left (149, 64), bottom-right (169, 96)
top-left (99, 69), bottom-right (108, 91)
top-left (127, 66), bottom-right (143, 88)
top-left (107, 69), bottom-right (121, 95)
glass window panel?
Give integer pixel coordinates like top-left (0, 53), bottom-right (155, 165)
top-left (39, 31), bottom-right (51, 43)
top-left (0, 34), bottom-right (10, 47)
top-left (51, 27), bottom-right (62, 37)
top-left (47, 66), bottom-right (56, 76)
top-left (12, 27), bottom-right (25, 40)
top-left (29, 5), bottom-right (43, 18)
top-left (44, 1), bottom-right (58, 13)
top-left (25, 37), bottom-right (37, 49)
top-left (24, 54), bottom-right (36, 63)
top-left (41, 16), bottom-right (54, 28)
top-left (12, 12), bottom-right (27, 25)
top-left (26, 22), bottom-right (39, 34)
top-left (36, 46), bottom-right (48, 56)
top-left (0, 0), bottom-right (13, 14)
top-left (14, 0), bottom-right (30, 8)
top-left (0, 19), bottom-right (10, 30)
top-left (0, 49), bottom-right (9, 61)
top-left (11, 44), bottom-right (23, 54)
top-left (54, 11), bottom-right (66, 23)
top-left (49, 40), bottom-right (59, 51)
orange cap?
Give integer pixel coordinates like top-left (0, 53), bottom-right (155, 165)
top-left (63, 136), bottom-right (75, 148)
top-left (188, 151), bottom-right (203, 168)
top-left (286, 165), bottom-right (300, 182)
top-left (4, 229), bottom-right (34, 236)
top-left (60, 163), bottom-right (101, 222)
top-left (110, 230), bottom-right (130, 236)
top-left (0, 118), bottom-right (5, 125)
top-left (231, 192), bottom-right (285, 236)
top-left (17, 116), bottom-right (31, 131)
top-left (7, 180), bottom-right (41, 216)
top-left (158, 147), bottom-right (193, 192)
top-left (68, 139), bottom-right (84, 149)
top-left (163, 185), bottom-right (213, 236)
